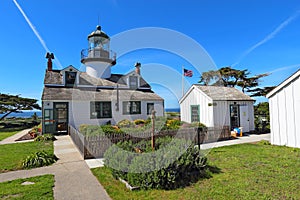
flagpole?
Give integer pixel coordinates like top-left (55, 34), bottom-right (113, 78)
top-left (182, 66), bottom-right (184, 97)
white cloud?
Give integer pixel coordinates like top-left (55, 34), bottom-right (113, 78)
top-left (233, 10), bottom-right (300, 66)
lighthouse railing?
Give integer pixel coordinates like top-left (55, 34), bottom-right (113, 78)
top-left (81, 47), bottom-right (116, 61)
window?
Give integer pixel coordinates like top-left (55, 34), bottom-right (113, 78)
top-left (90, 102), bottom-right (112, 119)
top-left (147, 103), bottom-right (154, 115)
top-left (44, 109), bottom-right (53, 125)
top-left (123, 101), bottom-right (141, 115)
top-left (129, 76), bottom-right (138, 89)
top-left (65, 71), bottom-right (77, 86)
top-left (191, 105), bottom-right (200, 122)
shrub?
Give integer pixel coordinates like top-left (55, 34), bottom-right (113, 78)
top-left (134, 119), bottom-right (146, 125)
top-left (22, 151), bottom-right (58, 169)
top-left (104, 137), bottom-right (208, 190)
top-left (166, 119), bottom-right (182, 130)
top-left (34, 134), bottom-right (56, 142)
top-left (117, 119), bottom-right (134, 128)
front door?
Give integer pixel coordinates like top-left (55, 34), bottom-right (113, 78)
top-left (230, 104), bottom-right (240, 130)
top-left (53, 102), bottom-right (68, 135)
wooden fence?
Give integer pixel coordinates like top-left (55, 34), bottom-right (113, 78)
top-left (69, 125), bottom-right (230, 159)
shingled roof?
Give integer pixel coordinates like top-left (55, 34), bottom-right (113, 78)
top-left (44, 70), bottom-right (150, 88)
top-left (195, 85), bottom-right (254, 101)
top-left (42, 87), bottom-right (163, 101)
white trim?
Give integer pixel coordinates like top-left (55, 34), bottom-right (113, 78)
top-left (267, 69), bottom-right (300, 98)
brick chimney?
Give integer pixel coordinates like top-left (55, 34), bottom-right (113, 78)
top-left (46, 52), bottom-right (54, 71)
top-left (134, 62), bottom-right (141, 75)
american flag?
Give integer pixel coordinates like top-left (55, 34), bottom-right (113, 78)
top-left (184, 68), bottom-right (193, 77)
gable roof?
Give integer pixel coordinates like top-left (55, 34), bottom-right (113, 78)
top-left (196, 85), bottom-right (254, 101)
top-left (42, 87), bottom-right (163, 101)
top-left (266, 68), bottom-right (300, 98)
top-left (44, 70), bottom-right (150, 88)
top-left (180, 85), bottom-right (254, 103)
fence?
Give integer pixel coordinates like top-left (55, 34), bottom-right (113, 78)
top-left (69, 125), bottom-right (230, 159)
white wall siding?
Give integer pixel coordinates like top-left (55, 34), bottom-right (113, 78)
top-left (180, 87), bottom-right (213, 126)
top-left (213, 101), bottom-right (254, 132)
top-left (69, 100), bottom-right (164, 129)
top-left (269, 75), bottom-right (300, 148)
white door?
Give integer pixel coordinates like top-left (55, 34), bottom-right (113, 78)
top-left (239, 104), bottom-right (249, 132)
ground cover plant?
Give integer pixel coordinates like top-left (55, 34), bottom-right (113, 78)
top-left (104, 137), bottom-right (209, 190)
top-left (0, 141), bottom-right (54, 173)
top-left (92, 142), bottom-right (300, 199)
top-left (0, 175), bottom-right (54, 200)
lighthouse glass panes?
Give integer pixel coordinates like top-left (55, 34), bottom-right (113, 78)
top-left (89, 36), bottom-right (110, 51)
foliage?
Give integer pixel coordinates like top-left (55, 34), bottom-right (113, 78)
top-left (165, 119), bottom-right (182, 130)
top-left (254, 102), bottom-right (270, 132)
top-left (0, 93), bottom-right (41, 120)
top-left (0, 175), bottom-right (54, 200)
top-left (0, 141), bottom-right (54, 172)
top-left (104, 137), bottom-right (208, 190)
top-left (34, 134), bottom-right (56, 142)
top-left (198, 66), bottom-right (272, 97)
top-left (247, 86), bottom-right (276, 97)
top-left (117, 119), bottom-right (134, 128)
top-left (134, 119), bottom-right (146, 125)
top-left (22, 151), bottom-right (58, 169)
top-left (93, 143), bottom-right (300, 200)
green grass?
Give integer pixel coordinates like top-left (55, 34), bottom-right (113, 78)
top-left (0, 175), bottom-right (54, 200)
top-left (0, 141), bottom-right (54, 173)
top-left (0, 128), bottom-right (25, 141)
top-left (92, 142), bottom-right (300, 200)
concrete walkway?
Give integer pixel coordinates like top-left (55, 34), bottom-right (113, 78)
top-left (200, 133), bottom-right (270, 150)
top-left (0, 134), bottom-right (111, 200)
top-left (0, 128), bottom-right (33, 145)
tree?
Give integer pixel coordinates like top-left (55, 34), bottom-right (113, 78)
top-left (0, 93), bottom-right (41, 120)
top-left (198, 66), bottom-right (273, 97)
top-left (247, 86), bottom-right (276, 97)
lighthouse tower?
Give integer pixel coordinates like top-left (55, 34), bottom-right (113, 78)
top-left (81, 25), bottom-right (116, 79)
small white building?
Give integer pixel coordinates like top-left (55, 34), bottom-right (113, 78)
top-left (42, 25), bottom-right (164, 134)
top-left (266, 69), bottom-right (300, 148)
top-left (179, 85), bottom-right (255, 132)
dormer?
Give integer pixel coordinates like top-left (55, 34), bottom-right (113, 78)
top-left (61, 65), bottom-right (79, 87)
top-left (125, 71), bottom-right (140, 89)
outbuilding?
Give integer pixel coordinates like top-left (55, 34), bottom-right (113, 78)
top-left (179, 85), bottom-right (255, 132)
top-left (266, 69), bottom-right (300, 148)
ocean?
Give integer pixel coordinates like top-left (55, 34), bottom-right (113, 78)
top-left (0, 111), bottom-right (42, 118)
top-left (1, 108), bottom-right (179, 118)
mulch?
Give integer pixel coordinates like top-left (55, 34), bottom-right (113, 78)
top-left (15, 133), bottom-right (35, 141)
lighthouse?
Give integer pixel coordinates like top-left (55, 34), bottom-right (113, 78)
top-left (81, 25), bottom-right (116, 79)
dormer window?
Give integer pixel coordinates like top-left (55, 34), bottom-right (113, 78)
top-left (65, 71), bottom-right (77, 86)
top-left (129, 76), bottom-right (138, 89)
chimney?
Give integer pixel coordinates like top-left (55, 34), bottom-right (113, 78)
top-left (134, 62), bottom-right (141, 75)
top-left (45, 52), bottom-right (55, 71)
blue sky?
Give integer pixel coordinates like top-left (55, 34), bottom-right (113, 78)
top-left (0, 0), bottom-right (300, 108)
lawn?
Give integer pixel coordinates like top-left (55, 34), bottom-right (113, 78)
top-left (0, 128), bottom-right (25, 141)
top-left (0, 175), bottom-right (54, 200)
top-left (92, 141), bottom-right (300, 200)
top-left (0, 141), bottom-right (54, 173)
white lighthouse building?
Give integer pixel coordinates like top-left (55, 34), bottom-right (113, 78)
top-left (81, 25), bottom-right (116, 79)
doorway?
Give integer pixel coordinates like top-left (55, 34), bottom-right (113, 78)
top-left (230, 104), bottom-right (240, 130)
top-left (53, 102), bottom-right (68, 134)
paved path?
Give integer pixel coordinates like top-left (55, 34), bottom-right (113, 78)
top-left (200, 133), bottom-right (270, 150)
top-left (0, 128), bottom-right (33, 145)
top-left (0, 135), bottom-right (111, 200)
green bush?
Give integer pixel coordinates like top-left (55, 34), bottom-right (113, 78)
top-left (104, 137), bottom-right (208, 190)
top-left (134, 119), bottom-right (146, 125)
top-left (34, 134), bottom-right (56, 142)
top-left (22, 151), bottom-right (58, 169)
top-left (117, 119), bottom-right (134, 128)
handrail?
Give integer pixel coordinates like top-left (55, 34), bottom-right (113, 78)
top-left (81, 47), bottom-right (116, 61)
